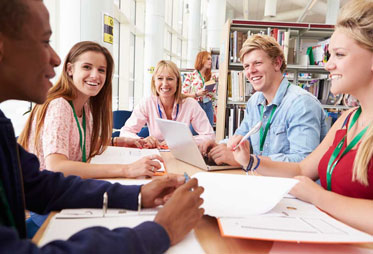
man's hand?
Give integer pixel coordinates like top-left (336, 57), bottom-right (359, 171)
top-left (198, 139), bottom-right (217, 156)
top-left (208, 144), bottom-right (240, 166)
top-left (154, 178), bottom-right (204, 245)
top-left (141, 174), bottom-right (185, 207)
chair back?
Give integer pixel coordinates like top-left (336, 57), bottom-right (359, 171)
top-left (113, 110), bottom-right (132, 129)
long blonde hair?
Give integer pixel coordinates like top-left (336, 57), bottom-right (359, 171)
top-left (336, 0), bottom-right (373, 185)
top-left (150, 60), bottom-right (186, 104)
top-left (18, 41), bottom-right (114, 160)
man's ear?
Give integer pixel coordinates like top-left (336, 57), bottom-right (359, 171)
top-left (273, 56), bottom-right (283, 72)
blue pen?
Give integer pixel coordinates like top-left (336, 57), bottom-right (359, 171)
top-left (184, 172), bottom-right (190, 183)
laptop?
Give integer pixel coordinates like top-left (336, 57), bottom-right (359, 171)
top-left (156, 118), bottom-right (241, 171)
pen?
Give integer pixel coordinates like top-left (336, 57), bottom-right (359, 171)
top-left (102, 192), bottom-right (108, 217)
top-left (233, 121), bottom-right (262, 151)
top-left (184, 172), bottom-right (190, 183)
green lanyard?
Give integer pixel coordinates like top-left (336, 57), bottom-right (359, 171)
top-left (197, 71), bottom-right (205, 86)
top-left (0, 179), bottom-right (16, 228)
top-left (259, 83), bottom-right (290, 153)
top-left (68, 101), bottom-right (87, 162)
top-left (326, 107), bottom-right (369, 191)
top-left (259, 104), bottom-right (277, 153)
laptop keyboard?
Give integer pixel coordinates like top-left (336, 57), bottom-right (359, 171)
top-left (203, 156), bottom-right (218, 166)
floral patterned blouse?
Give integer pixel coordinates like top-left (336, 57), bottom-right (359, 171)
top-left (182, 70), bottom-right (218, 102)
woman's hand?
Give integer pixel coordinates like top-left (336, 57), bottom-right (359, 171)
top-left (122, 154), bottom-right (164, 177)
top-left (195, 90), bottom-right (208, 97)
top-left (142, 136), bottom-right (161, 149)
top-left (290, 176), bottom-right (324, 204)
top-left (116, 137), bottom-right (146, 148)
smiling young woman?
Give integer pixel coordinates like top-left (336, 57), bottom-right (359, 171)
top-left (18, 41), bottom-right (162, 179)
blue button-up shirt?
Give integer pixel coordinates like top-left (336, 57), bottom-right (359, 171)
top-left (235, 78), bottom-right (327, 162)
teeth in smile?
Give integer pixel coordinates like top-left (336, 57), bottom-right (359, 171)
top-left (329, 75), bottom-right (342, 80)
top-left (252, 77), bottom-right (261, 81)
top-left (86, 81), bottom-right (99, 86)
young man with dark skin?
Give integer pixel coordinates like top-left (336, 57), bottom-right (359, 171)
top-left (0, 0), bottom-right (204, 253)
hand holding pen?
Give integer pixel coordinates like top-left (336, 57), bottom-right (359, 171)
top-left (231, 121), bottom-right (262, 151)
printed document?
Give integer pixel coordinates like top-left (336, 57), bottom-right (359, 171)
top-left (90, 146), bottom-right (165, 173)
top-left (39, 208), bottom-right (204, 254)
top-left (218, 198), bottom-right (373, 243)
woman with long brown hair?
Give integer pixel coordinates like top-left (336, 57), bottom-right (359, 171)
top-left (19, 41), bottom-right (162, 179)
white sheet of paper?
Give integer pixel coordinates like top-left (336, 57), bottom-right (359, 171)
top-left (90, 146), bottom-right (165, 172)
top-left (219, 198), bottom-right (373, 243)
top-left (39, 210), bottom-right (204, 253)
top-left (105, 179), bottom-right (152, 186)
top-left (192, 172), bottom-right (298, 217)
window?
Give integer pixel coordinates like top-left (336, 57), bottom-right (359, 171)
top-left (112, 18), bottom-right (120, 110)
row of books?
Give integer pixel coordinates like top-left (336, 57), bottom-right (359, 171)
top-left (227, 71), bottom-right (254, 102)
top-left (229, 29), bottom-right (292, 64)
top-left (211, 54), bottom-right (219, 70)
top-left (225, 105), bottom-right (245, 139)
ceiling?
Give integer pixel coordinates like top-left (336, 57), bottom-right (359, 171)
top-left (226, 0), bottom-right (349, 24)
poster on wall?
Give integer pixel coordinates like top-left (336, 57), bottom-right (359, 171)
top-left (103, 14), bottom-right (113, 44)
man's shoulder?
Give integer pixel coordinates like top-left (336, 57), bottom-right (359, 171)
top-left (286, 85), bottom-right (320, 104)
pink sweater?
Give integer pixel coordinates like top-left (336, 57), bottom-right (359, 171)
top-left (120, 96), bottom-right (215, 144)
top-left (27, 97), bottom-right (92, 170)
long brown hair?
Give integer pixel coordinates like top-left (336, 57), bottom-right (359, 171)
top-left (194, 51), bottom-right (212, 81)
top-left (336, 0), bottom-right (373, 186)
top-left (150, 60), bottom-right (186, 104)
top-left (18, 41), bottom-right (114, 159)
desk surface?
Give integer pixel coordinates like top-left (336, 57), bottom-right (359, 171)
top-left (33, 152), bottom-right (373, 253)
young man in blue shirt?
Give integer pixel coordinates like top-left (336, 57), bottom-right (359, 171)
top-left (201, 34), bottom-right (327, 165)
top-left (0, 0), bottom-right (204, 253)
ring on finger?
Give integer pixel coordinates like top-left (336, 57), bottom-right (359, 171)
top-left (151, 166), bottom-right (155, 172)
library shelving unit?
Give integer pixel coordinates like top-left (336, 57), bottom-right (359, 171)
top-left (216, 19), bottom-right (335, 141)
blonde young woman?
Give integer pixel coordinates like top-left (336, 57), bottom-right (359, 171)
top-left (19, 41), bottom-right (163, 179)
top-left (120, 60), bottom-right (215, 147)
top-left (232, 0), bottom-right (373, 234)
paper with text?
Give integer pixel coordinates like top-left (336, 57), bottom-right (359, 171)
top-left (192, 172), bottom-right (298, 217)
top-left (39, 210), bottom-right (204, 253)
top-left (218, 198), bottom-right (373, 243)
top-left (90, 146), bottom-right (165, 173)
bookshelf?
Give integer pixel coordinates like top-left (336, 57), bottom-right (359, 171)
top-left (216, 19), bottom-right (336, 141)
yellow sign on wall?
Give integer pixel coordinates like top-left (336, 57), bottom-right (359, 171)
top-left (103, 14), bottom-right (114, 44)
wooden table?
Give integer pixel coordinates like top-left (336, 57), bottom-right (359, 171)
top-left (33, 152), bottom-right (373, 253)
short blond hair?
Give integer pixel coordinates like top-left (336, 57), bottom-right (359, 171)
top-left (239, 34), bottom-right (287, 73)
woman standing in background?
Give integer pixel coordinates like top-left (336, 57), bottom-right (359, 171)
top-left (182, 51), bottom-right (217, 127)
